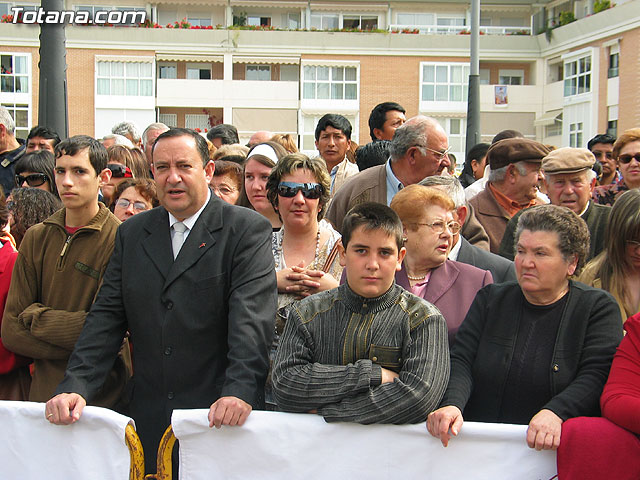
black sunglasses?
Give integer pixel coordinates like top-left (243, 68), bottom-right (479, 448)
top-left (618, 153), bottom-right (640, 164)
top-left (15, 173), bottom-right (48, 188)
top-left (108, 164), bottom-right (133, 178)
top-left (277, 182), bottom-right (323, 199)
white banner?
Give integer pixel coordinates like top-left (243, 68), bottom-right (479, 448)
top-left (173, 410), bottom-right (558, 480)
top-left (0, 401), bottom-right (133, 480)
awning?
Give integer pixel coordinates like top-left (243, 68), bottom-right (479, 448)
top-left (534, 110), bottom-right (562, 127)
top-left (157, 54), bottom-right (223, 63)
top-left (95, 55), bottom-right (154, 63)
top-left (233, 56), bottom-right (300, 65)
top-left (231, 0), bottom-right (307, 8)
top-left (301, 59), bottom-right (359, 68)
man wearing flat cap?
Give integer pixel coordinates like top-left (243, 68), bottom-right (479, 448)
top-left (499, 147), bottom-right (611, 261)
top-left (469, 138), bottom-right (550, 253)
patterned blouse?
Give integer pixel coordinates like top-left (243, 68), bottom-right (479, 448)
top-left (592, 177), bottom-right (629, 207)
top-left (272, 219), bottom-right (344, 310)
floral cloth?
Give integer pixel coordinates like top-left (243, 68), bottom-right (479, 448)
top-left (592, 177), bottom-right (629, 207)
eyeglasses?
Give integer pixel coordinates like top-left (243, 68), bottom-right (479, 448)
top-left (108, 164), bottom-right (133, 178)
top-left (115, 198), bottom-right (149, 212)
top-left (212, 185), bottom-right (237, 196)
top-left (277, 182), bottom-right (324, 199)
top-left (618, 154), bottom-right (640, 165)
top-left (15, 173), bottom-right (49, 188)
top-left (591, 150), bottom-right (613, 160)
top-left (413, 220), bottom-right (461, 235)
top-left (421, 145), bottom-right (451, 161)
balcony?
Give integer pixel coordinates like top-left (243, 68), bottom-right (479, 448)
top-left (479, 84), bottom-right (543, 112)
top-left (389, 24), bottom-right (531, 35)
top-left (157, 78), bottom-right (299, 109)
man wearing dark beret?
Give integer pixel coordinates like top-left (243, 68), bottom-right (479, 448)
top-left (469, 138), bottom-right (550, 253)
top-left (499, 147), bottom-right (610, 262)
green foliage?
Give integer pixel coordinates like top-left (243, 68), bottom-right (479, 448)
top-left (558, 11), bottom-right (576, 26)
top-left (594, 0), bottom-right (612, 13)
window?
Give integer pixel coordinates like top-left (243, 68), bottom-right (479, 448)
top-left (396, 13), bottom-right (434, 26)
top-left (607, 120), bottom-right (617, 137)
top-left (564, 55), bottom-right (591, 96)
top-left (436, 118), bottom-right (466, 160)
top-left (479, 69), bottom-right (490, 85)
top-left (1, 102), bottom-right (29, 139)
top-left (608, 52), bottom-right (619, 78)
top-left (185, 114), bottom-right (209, 131)
top-left (498, 69), bottom-right (524, 85)
top-left (343, 15), bottom-right (378, 30)
top-left (569, 122), bottom-right (583, 148)
top-left (421, 63), bottom-right (469, 102)
top-left (280, 65), bottom-right (298, 81)
top-left (283, 12), bottom-right (300, 29)
top-left (247, 15), bottom-right (270, 26)
top-left (187, 17), bottom-right (211, 27)
top-left (302, 66), bottom-right (357, 100)
top-left (310, 13), bottom-right (338, 30)
top-left (246, 65), bottom-right (271, 81)
top-left (301, 114), bottom-right (355, 152)
top-left (545, 114), bottom-right (563, 137)
top-left (0, 54), bottom-right (28, 93)
top-left (186, 64), bottom-right (211, 80)
top-left (158, 113), bottom-right (177, 127)
top-left (158, 62), bottom-right (177, 79)
top-left (96, 61), bottom-right (153, 96)
top-left (548, 60), bottom-right (563, 83)
top-left (75, 5), bottom-right (146, 26)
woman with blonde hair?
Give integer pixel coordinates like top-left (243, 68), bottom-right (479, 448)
top-left (579, 188), bottom-right (640, 323)
top-left (593, 128), bottom-right (640, 206)
top-left (271, 133), bottom-right (298, 154)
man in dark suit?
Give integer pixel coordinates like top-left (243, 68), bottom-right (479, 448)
top-left (45, 129), bottom-right (276, 472)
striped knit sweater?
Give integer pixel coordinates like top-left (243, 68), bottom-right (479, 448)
top-left (272, 282), bottom-right (450, 424)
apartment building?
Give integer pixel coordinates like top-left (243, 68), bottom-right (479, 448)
top-left (1, 0), bottom-right (639, 160)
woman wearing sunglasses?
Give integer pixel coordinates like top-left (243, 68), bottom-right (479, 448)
top-left (390, 185), bottom-right (492, 345)
top-left (593, 128), bottom-right (640, 206)
top-left (264, 153), bottom-right (343, 409)
top-left (14, 150), bottom-right (58, 197)
top-left (102, 145), bottom-right (135, 205)
top-left (580, 189), bottom-right (640, 324)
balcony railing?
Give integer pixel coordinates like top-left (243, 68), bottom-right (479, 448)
top-left (389, 24), bottom-right (531, 35)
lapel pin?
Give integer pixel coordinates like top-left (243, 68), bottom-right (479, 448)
top-left (199, 243), bottom-right (206, 248)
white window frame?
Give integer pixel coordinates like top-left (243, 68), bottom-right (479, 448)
top-left (1, 102), bottom-right (30, 139)
top-left (283, 12), bottom-right (301, 29)
top-left (247, 15), bottom-right (271, 26)
top-left (302, 65), bottom-right (358, 101)
top-left (158, 62), bottom-right (177, 79)
top-left (186, 63), bottom-right (211, 80)
top-left (0, 53), bottom-right (29, 94)
top-left (569, 122), bottom-right (583, 147)
top-left (96, 60), bottom-right (153, 96)
top-left (342, 14), bottom-right (378, 30)
top-left (74, 5), bottom-right (146, 26)
top-left (394, 12), bottom-right (464, 33)
top-left (564, 54), bottom-right (591, 97)
top-left (310, 12), bottom-right (338, 30)
top-left (420, 62), bottom-right (469, 103)
top-left (435, 117), bottom-right (466, 167)
top-left (545, 113), bottom-right (563, 137)
top-left (185, 114), bottom-right (209, 131)
top-left (187, 16), bottom-right (211, 27)
top-left (158, 113), bottom-right (177, 127)
top-left (246, 64), bottom-right (271, 81)
top-left (498, 69), bottom-right (524, 86)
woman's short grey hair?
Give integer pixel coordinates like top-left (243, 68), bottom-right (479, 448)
top-left (488, 161), bottom-right (529, 183)
top-left (419, 175), bottom-right (466, 208)
top-left (515, 204), bottom-right (590, 274)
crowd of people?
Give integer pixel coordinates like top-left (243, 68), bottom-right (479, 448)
top-left (0, 100), bottom-right (638, 477)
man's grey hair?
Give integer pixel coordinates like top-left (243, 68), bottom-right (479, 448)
top-left (543, 168), bottom-right (596, 184)
top-left (112, 121), bottom-right (141, 143)
top-left (388, 116), bottom-right (440, 162)
top-left (102, 133), bottom-right (134, 148)
top-left (419, 175), bottom-right (466, 208)
top-left (142, 122), bottom-right (169, 148)
top-left (488, 161), bottom-right (529, 183)
top-left (0, 107), bottom-right (16, 135)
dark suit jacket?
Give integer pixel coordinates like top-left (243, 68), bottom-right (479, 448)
top-left (396, 260), bottom-right (493, 345)
top-left (457, 237), bottom-right (516, 284)
top-left (56, 194), bottom-right (277, 471)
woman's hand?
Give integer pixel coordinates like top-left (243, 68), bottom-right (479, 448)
top-left (426, 406), bottom-right (464, 447)
top-left (526, 409), bottom-right (563, 450)
top-left (281, 266), bottom-right (338, 299)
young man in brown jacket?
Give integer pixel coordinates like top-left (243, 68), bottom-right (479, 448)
top-left (1, 135), bottom-right (131, 406)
